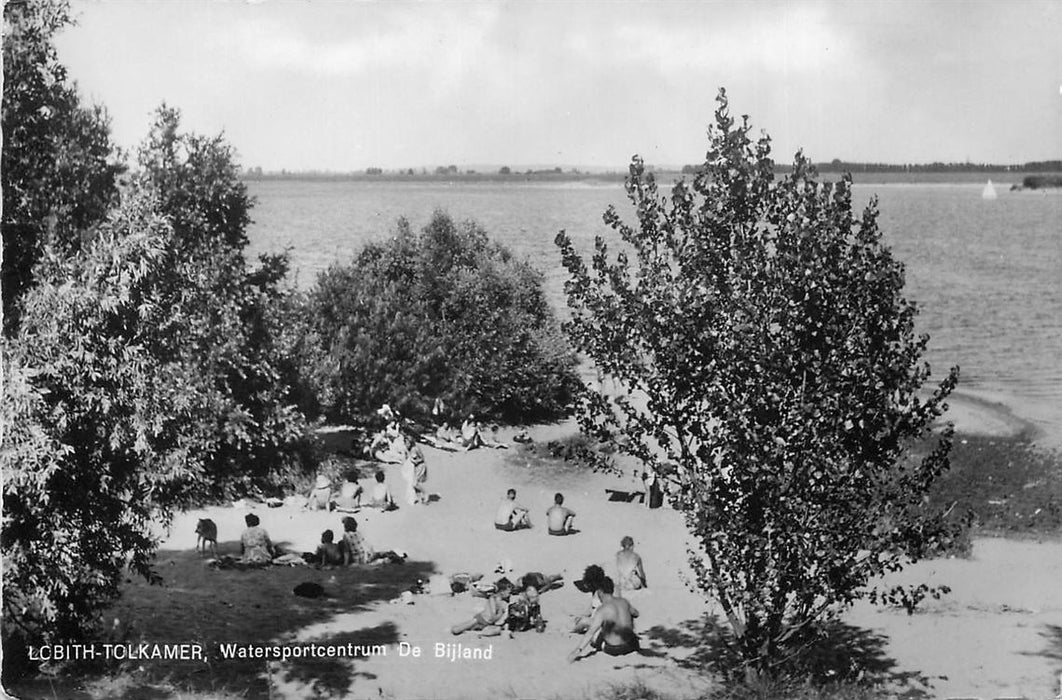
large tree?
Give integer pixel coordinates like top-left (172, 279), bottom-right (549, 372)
top-left (1, 0), bottom-right (123, 333)
top-left (555, 90), bottom-right (960, 678)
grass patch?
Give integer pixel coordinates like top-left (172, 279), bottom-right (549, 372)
top-left (7, 547), bottom-right (436, 699)
top-left (928, 433), bottom-right (1062, 538)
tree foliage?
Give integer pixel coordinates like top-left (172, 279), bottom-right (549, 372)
top-left (1, 0), bottom-right (124, 332)
top-left (3, 199), bottom-right (194, 660)
top-left (305, 211), bottom-right (580, 426)
top-left (555, 89), bottom-right (960, 676)
top-left (2, 25), bottom-right (316, 673)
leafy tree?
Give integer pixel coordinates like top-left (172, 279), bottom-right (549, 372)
top-left (555, 89), bottom-right (960, 678)
top-left (131, 106), bottom-right (316, 501)
top-left (2, 197), bottom-right (206, 675)
top-left (1, 0), bottom-right (124, 332)
top-left (305, 211), bottom-right (579, 427)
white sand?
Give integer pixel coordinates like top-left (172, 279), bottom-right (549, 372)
top-left (160, 404), bottom-right (1062, 699)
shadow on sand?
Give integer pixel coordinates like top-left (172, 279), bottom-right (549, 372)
top-left (636, 614), bottom-right (935, 698)
top-left (8, 545), bottom-right (437, 700)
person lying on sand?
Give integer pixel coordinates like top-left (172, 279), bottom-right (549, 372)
top-left (240, 513), bottom-right (276, 564)
top-left (340, 517), bottom-right (406, 565)
top-left (314, 529), bottom-right (345, 568)
top-left (451, 577), bottom-right (513, 637)
top-left (495, 489), bottom-right (531, 531)
top-left (518, 571), bottom-right (564, 593)
top-left (546, 492), bottom-right (577, 535)
top-left (567, 576), bottom-right (640, 662)
top-left (365, 470), bottom-right (398, 510)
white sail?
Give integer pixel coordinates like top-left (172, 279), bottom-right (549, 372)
top-left (982, 179), bottom-right (998, 200)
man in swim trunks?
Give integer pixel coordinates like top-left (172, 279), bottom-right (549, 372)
top-left (495, 489), bottom-right (531, 531)
top-left (567, 577), bottom-right (641, 662)
top-left (546, 492), bottom-right (576, 535)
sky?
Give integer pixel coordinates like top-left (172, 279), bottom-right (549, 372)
top-left (53, 0), bottom-right (1062, 172)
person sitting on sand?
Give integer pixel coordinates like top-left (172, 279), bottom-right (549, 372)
top-left (546, 493), bottom-right (576, 535)
top-left (372, 428), bottom-right (407, 464)
top-left (483, 424), bottom-right (510, 449)
top-left (572, 564), bottom-right (607, 633)
top-left (568, 576), bottom-right (640, 662)
top-left (315, 529), bottom-right (345, 568)
top-left (456, 415), bottom-right (486, 450)
top-left (423, 421), bottom-right (459, 450)
top-left (332, 469), bottom-right (363, 512)
top-left (340, 517), bottom-right (405, 565)
top-left (451, 577), bottom-right (513, 636)
top-left (366, 470), bottom-right (397, 510)
top-left (240, 513), bottom-right (276, 564)
top-left (506, 583), bottom-right (545, 633)
top-left (305, 473), bottom-right (333, 511)
top-left (616, 535), bottom-right (647, 594)
top-left (495, 489), bottom-right (531, 531)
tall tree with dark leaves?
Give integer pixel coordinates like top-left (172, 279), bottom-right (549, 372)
top-left (1, 0), bottom-right (124, 333)
top-left (556, 89), bottom-right (961, 680)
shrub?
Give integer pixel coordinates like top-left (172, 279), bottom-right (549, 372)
top-left (304, 211), bottom-right (580, 427)
top-left (556, 89), bottom-right (960, 679)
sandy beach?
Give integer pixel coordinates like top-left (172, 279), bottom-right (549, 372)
top-left (96, 391), bottom-right (1059, 700)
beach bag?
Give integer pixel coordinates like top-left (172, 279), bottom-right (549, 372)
top-left (449, 573), bottom-right (475, 594)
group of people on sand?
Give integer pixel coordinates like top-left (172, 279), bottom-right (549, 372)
top-left (306, 468), bottom-right (400, 512)
top-left (494, 489), bottom-right (577, 536)
top-left (312, 516), bottom-right (406, 567)
top-left (448, 525), bottom-right (649, 663)
top-left (235, 512), bottom-right (403, 568)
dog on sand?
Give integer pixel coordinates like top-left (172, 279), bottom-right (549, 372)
top-left (195, 518), bottom-right (218, 557)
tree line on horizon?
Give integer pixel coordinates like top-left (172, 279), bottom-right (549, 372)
top-left (239, 158), bottom-right (1062, 181)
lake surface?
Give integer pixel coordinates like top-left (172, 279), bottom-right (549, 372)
top-left (246, 179), bottom-right (1062, 437)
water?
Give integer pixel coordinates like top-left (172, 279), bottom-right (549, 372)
top-left (245, 179), bottom-right (1062, 436)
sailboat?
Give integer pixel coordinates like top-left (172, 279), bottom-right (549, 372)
top-left (982, 179), bottom-right (998, 200)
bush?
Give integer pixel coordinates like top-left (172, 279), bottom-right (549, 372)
top-left (304, 211), bottom-right (580, 427)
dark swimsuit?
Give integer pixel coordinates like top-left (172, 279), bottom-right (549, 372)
top-left (593, 628), bottom-right (640, 656)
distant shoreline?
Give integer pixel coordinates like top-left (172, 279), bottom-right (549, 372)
top-left (242, 169), bottom-right (1062, 187)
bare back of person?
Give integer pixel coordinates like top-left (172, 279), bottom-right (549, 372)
top-left (546, 505), bottom-right (575, 535)
top-left (616, 549), bottom-right (646, 591)
top-left (598, 596), bottom-right (638, 648)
